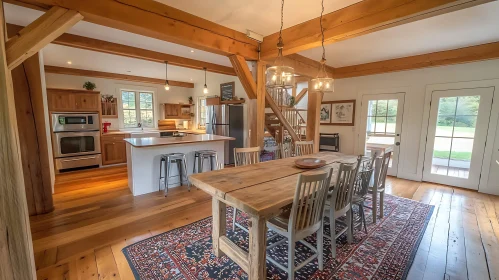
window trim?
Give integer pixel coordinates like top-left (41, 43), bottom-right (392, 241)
top-left (197, 96), bottom-right (207, 129)
top-left (120, 89), bottom-right (155, 128)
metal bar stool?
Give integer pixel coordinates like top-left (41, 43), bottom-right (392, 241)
top-left (159, 153), bottom-right (190, 196)
top-left (192, 150), bottom-right (219, 173)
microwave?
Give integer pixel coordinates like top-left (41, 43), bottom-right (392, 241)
top-left (52, 112), bottom-right (100, 132)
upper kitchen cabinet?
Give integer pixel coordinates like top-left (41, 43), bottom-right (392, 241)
top-left (163, 103), bottom-right (192, 119)
top-left (47, 88), bottom-right (101, 112)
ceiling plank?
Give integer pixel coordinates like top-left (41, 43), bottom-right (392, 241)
top-left (6, 6), bottom-right (83, 70)
top-left (261, 0), bottom-right (494, 60)
top-left (334, 41), bottom-right (499, 78)
top-left (7, 24), bottom-right (237, 76)
top-left (13, 0), bottom-right (259, 60)
top-left (45, 65), bottom-right (195, 88)
top-left (229, 55), bottom-right (257, 99)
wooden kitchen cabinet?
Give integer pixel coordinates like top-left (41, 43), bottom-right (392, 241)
top-left (101, 134), bottom-right (129, 165)
top-left (47, 88), bottom-right (100, 112)
top-left (163, 103), bottom-right (191, 119)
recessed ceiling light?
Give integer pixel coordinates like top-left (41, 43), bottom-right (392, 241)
top-left (67, 61), bottom-right (72, 65)
top-left (190, 50), bottom-right (194, 53)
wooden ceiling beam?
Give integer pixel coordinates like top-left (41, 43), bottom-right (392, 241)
top-left (44, 65), bottom-right (195, 88)
top-left (7, 24), bottom-right (236, 76)
top-left (261, 0), bottom-right (493, 60)
top-left (12, 0), bottom-right (259, 60)
top-left (229, 55), bottom-right (257, 99)
top-left (6, 6), bottom-right (83, 70)
top-left (334, 41), bottom-right (499, 79)
top-left (270, 54), bottom-right (334, 78)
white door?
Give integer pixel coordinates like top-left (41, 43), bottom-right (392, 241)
top-left (423, 87), bottom-right (494, 189)
top-left (359, 93), bottom-right (405, 176)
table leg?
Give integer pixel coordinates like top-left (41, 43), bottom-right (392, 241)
top-left (248, 216), bottom-right (267, 280)
top-left (212, 198), bottom-right (226, 257)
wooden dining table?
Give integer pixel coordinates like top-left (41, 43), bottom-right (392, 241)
top-left (189, 151), bottom-right (357, 280)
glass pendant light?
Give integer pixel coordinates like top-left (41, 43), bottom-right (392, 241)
top-left (164, 61), bottom-right (170, 91)
top-left (311, 0), bottom-right (334, 93)
top-left (266, 0), bottom-right (294, 89)
top-left (203, 67), bottom-right (209, 94)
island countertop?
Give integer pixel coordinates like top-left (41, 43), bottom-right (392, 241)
top-left (124, 134), bottom-right (234, 147)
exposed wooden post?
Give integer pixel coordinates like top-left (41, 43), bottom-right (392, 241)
top-left (306, 87), bottom-right (324, 153)
top-left (0, 0), bottom-right (37, 278)
top-left (6, 6), bottom-right (83, 70)
top-left (253, 61), bottom-right (266, 147)
top-left (229, 55), bottom-right (256, 99)
top-left (12, 53), bottom-right (54, 215)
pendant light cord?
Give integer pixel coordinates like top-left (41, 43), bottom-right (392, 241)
top-left (320, 0), bottom-right (325, 62)
top-left (165, 61), bottom-right (168, 82)
top-left (204, 67), bottom-right (207, 86)
top-left (275, 0), bottom-right (285, 65)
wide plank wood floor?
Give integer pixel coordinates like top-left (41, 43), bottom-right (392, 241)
top-left (32, 166), bottom-right (499, 280)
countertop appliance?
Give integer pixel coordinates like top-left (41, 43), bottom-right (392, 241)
top-left (51, 112), bottom-right (101, 171)
top-left (319, 133), bottom-right (340, 152)
top-left (206, 104), bottom-right (244, 164)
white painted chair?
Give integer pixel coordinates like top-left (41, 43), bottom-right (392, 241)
top-left (369, 151), bottom-right (392, 223)
top-left (323, 157), bottom-right (361, 258)
top-left (266, 169), bottom-right (333, 280)
top-left (232, 147), bottom-right (261, 232)
top-left (294, 140), bottom-right (314, 156)
top-left (280, 142), bottom-right (293, 159)
top-left (351, 164), bottom-right (374, 233)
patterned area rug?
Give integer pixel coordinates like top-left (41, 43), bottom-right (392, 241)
top-left (123, 194), bottom-right (433, 279)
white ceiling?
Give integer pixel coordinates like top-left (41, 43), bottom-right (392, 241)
top-left (299, 1), bottom-right (499, 67)
top-left (154, 0), bottom-right (363, 36)
top-left (5, 1), bottom-right (499, 72)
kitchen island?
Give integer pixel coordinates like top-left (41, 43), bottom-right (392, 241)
top-left (125, 134), bottom-right (234, 196)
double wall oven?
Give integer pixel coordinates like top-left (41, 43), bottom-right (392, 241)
top-left (52, 113), bottom-right (101, 171)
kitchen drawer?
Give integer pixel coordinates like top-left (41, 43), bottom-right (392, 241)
top-left (101, 134), bottom-right (130, 142)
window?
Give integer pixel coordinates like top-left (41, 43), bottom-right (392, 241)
top-left (121, 90), bottom-right (154, 128)
top-left (197, 97), bottom-right (207, 129)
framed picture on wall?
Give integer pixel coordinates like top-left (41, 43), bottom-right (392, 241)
top-left (322, 100), bottom-right (356, 126)
top-left (320, 103), bottom-right (331, 123)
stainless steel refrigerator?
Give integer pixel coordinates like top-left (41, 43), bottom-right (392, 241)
top-left (206, 104), bottom-right (244, 165)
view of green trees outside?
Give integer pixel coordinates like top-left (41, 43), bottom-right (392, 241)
top-left (433, 96), bottom-right (479, 162)
top-left (366, 100), bottom-right (398, 135)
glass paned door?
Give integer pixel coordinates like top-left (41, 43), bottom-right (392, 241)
top-left (360, 93), bottom-right (405, 176)
top-left (423, 88), bottom-right (493, 189)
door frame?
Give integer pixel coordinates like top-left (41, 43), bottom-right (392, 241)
top-left (418, 79), bottom-right (499, 194)
top-left (356, 87), bottom-right (408, 177)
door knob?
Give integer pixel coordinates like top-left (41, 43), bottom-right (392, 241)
top-left (395, 142), bottom-right (400, 146)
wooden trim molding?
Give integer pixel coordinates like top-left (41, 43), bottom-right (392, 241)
top-left (229, 55), bottom-right (256, 99)
top-left (7, 24), bottom-right (236, 76)
top-left (13, 0), bottom-right (259, 59)
top-left (261, 0), bottom-right (493, 59)
top-left (334, 41), bottom-right (499, 78)
top-left (6, 6), bottom-right (83, 69)
top-left (44, 66), bottom-right (195, 88)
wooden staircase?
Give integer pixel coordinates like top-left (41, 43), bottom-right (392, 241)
top-left (264, 88), bottom-right (308, 144)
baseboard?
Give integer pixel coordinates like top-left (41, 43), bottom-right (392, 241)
top-left (396, 172), bottom-right (422, 182)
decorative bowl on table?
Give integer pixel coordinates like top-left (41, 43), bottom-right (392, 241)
top-left (294, 158), bottom-right (327, 169)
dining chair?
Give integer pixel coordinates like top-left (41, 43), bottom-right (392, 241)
top-left (295, 140), bottom-right (314, 156)
top-left (281, 142), bottom-right (293, 158)
top-left (323, 157), bottom-right (361, 258)
top-left (232, 146), bottom-right (261, 231)
top-left (369, 151), bottom-right (392, 223)
top-left (266, 168), bottom-right (333, 280)
top-left (351, 163), bottom-right (374, 233)
top-left (264, 145), bottom-right (281, 160)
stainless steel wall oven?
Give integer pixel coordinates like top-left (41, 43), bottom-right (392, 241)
top-left (51, 113), bottom-right (101, 171)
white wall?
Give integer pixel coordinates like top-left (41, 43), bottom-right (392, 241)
top-left (320, 59), bottom-right (499, 183)
top-left (45, 73), bottom-right (248, 137)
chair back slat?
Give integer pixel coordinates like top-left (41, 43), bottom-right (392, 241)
top-left (290, 169), bottom-right (333, 232)
top-left (331, 156), bottom-right (361, 211)
top-left (264, 145), bottom-right (281, 160)
top-left (353, 166), bottom-right (374, 198)
top-left (295, 141), bottom-right (314, 156)
top-left (280, 142), bottom-right (293, 158)
top-left (375, 151), bottom-right (392, 189)
top-left (234, 147), bottom-right (261, 167)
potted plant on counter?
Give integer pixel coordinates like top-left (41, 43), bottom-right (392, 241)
top-left (188, 96), bottom-right (193, 104)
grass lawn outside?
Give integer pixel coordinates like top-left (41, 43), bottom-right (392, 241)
top-left (436, 126), bottom-right (475, 137)
top-left (433, 150), bottom-right (471, 161)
